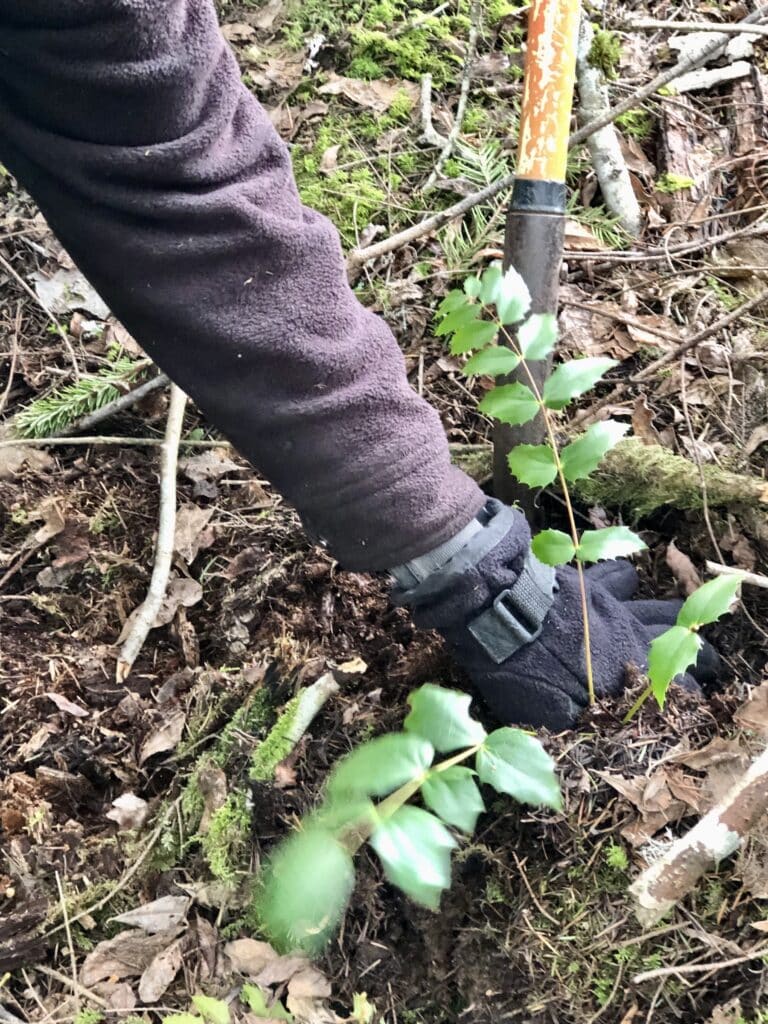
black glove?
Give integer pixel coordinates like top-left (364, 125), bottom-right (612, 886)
top-left (393, 501), bottom-right (719, 731)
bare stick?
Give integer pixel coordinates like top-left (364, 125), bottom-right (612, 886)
top-left (419, 74), bottom-right (448, 149)
top-left (57, 372), bottom-right (169, 436)
top-left (0, 434), bottom-right (227, 449)
top-left (632, 941), bottom-right (768, 984)
top-left (116, 384), bottom-right (187, 682)
top-left (630, 745), bottom-right (768, 926)
top-left (576, 16), bottom-right (642, 236)
top-left (568, 6), bottom-right (768, 148)
top-left (705, 561), bottom-right (768, 590)
top-left (628, 19), bottom-right (768, 37)
top-left (424, 0), bottom-right (481, 189)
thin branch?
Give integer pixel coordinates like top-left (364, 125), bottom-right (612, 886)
top-left (0, 302), bottom-right (21, 417)
top-left (57, 371), bottom-right (169, 436)
top-left (116, 384), bottom-right (187, 682)
top-left (628, 18), bottom-right (768, 37)
top-left (632, 941), bottom-right (768, 984)
top-left (419, 74), bottom-right (448, 149)
top-left (0, 251), bottom-right (80, 380)
top-left (705, 561), bottom-right (768, 589)
top-left (424, 0), bottom-right (481, 189)
top-left (0, 434), bottom-right (228, 449)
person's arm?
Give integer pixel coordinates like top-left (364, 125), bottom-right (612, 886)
top-left (0, 0), bottom-right (485, 571)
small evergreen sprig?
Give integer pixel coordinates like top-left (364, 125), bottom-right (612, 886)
top-left (15, 356), bottom-right (146, 438)
top-left (257, 684), bottom-right (561, 953)
top-left (438, 264), bottom-right (743, 714)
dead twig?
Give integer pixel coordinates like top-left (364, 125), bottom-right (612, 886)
top-left (56, 371), bottom-right (169, 436)
top-left (630, 745), bottom-right (768, 926)
top-left (30, 966), bottom-right (109, 1010)
top-left (0, 434), bottom-right (227, 449)
top-left (0, 303), bottom-right (21, 417)
top-left (705, 561), bottom-right (768, 589)
top-left (632, 941), bottom-right (768, 984)
top-left (419, 74), bottom-right (448, 149)
top-left (115, 384), bottom-right (187, 682)
top-left (628, 19), bottom-right (768, 37)
top-left (424, 0), bottom-right (481, 189)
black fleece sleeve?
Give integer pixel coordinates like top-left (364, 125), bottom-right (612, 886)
top-left (0, 0), bottom-right (485, 570)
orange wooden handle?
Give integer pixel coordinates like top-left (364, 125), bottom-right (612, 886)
top-left (516, 0), bottom-right (580, 184)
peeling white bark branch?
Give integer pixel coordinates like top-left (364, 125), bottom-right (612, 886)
top-left (576, 17), bottom-right (642, 237)
top-left (630, 745), bottom-right (768, 926)
top-left (116, 384), bottom-right (187, 683)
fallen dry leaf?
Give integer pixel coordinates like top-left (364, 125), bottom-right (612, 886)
top-left (318, 73), bottom-right (419, 114)
top-left (563, 219), bottom-right (607, 252)
top-left (106, 793), bottom-right (149, 830)
top-left (746, 423), bottom-right (768, 456)
top-left (44, 691), bottom-right (89, 718)
top-left (138, 935), bottom-right (186, 1003)
top-left (181, 449), bottom-right (241, 499)
top-left (221, 22), bottom-right (256, 42)
top-left (319, 144), bottom-right (341, 174)
top-left (734, 681), bottom-right (768, 735)
top-left (139, 708), bottom-right (186, 764)
top-left (665, 540), bottom-right (702, 596)
top-left (250, 0), bottom-right (284, 30)
top-left (225, 937), bottom-right (279, 977)
top-left (32, 267), bottom-right (110, 320)
top-left (91, 981), bottom-right (137, 1011)
top-left (631, 396), bottom-right (663, 446)
top-left (112, 895), bottom-right (190, 935)
top-left (0, 442), bottom-right (53, 481)
top-left (81, 929), bottom-right (182, 986)
top-left (174, 504), bottom-right (215, 564)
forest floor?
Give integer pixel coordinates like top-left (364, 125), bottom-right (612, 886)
top-left (2, 1), bottom-right (768, 1022)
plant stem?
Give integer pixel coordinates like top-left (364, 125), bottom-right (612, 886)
top-left (497, 319), bottom-right (597, 704)
top-left (343, 744), bottom-right (482, 855)
top-left (622, 684), bottom-right (652, 723)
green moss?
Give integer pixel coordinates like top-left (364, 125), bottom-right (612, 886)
top-left (74, 1012), bottom-right (104, 1024)
top-left (656, 172), bottom-right (695, 193)
top-left (250, 694), bottom-right (302, 781)
top-left (604, 842), bottom-right (629, 873)
top-left (615, 108), bottom-right (653, 141)
top-left (293, 147), bottom-right (386, 244)
top-left (588, 27), bottom-right (621, 80)
top-left (347, 54), bottom-right (386, 80)
top-left (200, 789), bottom-right (253, 882)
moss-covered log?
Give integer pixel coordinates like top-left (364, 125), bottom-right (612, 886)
top-left (450, 438), bottom-right (768, 517)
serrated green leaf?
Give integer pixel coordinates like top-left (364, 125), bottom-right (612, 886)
top-left (192, 995), bottom-right (230, 1024)
top-left (542, 357), bottom-right (618, 410)
top-left (560, 420), bottom-right (630, 482)
top-left (404, 684), bottom-right (487, 752)
top-left (370, 805), bottom-right (456, 910)
top-left (531, 529), bottom-right (576, 566)
top-left (576, 526), bottom-right (646, 563)
top-left (463, 275), bottom-right (482, 298)
top-left (462, 346), bottom-right (519, 377)
top-left (648, 625), bottom-right (702, 707)
top-left (437, 289), bottom-right (467, 316)
top-left (242, 985), bottom-right (293, 1022)
top-left (507, 444), bottom-right (558, 488)
top-left (421, 766), bottom-right (485, 833)
top-left (436, 302), bottom-right (478, 337)
top-left (518, 313), bottom-right (558, 361)
top-left (678, 575), bottom-right (743, 629)
top-left (478, 382), bottom-right (539, 426)
top-left (477, 728), bottom-right (562, 810)
top-left (449, 319), bottom-right (499, 355)
top-left (327, 733), bottom-right (434, 800)
top-left (496, 265), bottom-right (532, 325)
top-left (257, 827), bottom-right (355, 954)
top-left (479, 263), bottom-right (503, 306)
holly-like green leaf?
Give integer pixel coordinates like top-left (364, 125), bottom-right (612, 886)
top-left (576, 526), bottom-right (646, 563)
top-left (404, 684), bottom-right (487, 752)
top-left (479, 263), bottom-right (503, 306)
top-left (531, 529), bottom-right (576, 566)
top-left (518, 313), bottom-right (558, 361)
top-left (327, 733), bottom-right (434, 800)
top-left (242, 985), bottom-right (293, 1022)
top-left (476, 728), bottom-right (562, 810)
top-left (462, 346), bottom-right (519, 378)
top-left (437, 289), bottom-right (467, 316)
top-left (463, 275), bottom-right (482, 298)
top-left (648, 625), bottom-right (702, 707)
top-left (677, 575), bottom-right (743, 629)
top-left (478, 382), bottom-right (539, 426)
top-left (257, 827), bottom-right (355, 954)
top-left (369, 805), bottom-right (456, 910)
top-left (421, 766), bottom-right (485, 833)
top-left (495, 265), bottom-right (532, 325)
top-left (507, 444), bottom-right (558, 488)
top-left (436, 302), bottom-right (479, 337)
top-left (192, 994), bottom-right (231, 1024)
top-left (542, 357), bottom-right (618, 410)
top-left (449, 319), bottom-right (499, 355)
top-left (560, 420), bottom-right (630, 482)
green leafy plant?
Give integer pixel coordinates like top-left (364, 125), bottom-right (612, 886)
top-left (655, 172), bottom-right (695, 194)
top-left (437, 263), bottom-right (743, 714)
top-left (15, 356), bottom-right (146, 437)
top-left (257, 684), bottom-right (561, 953)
